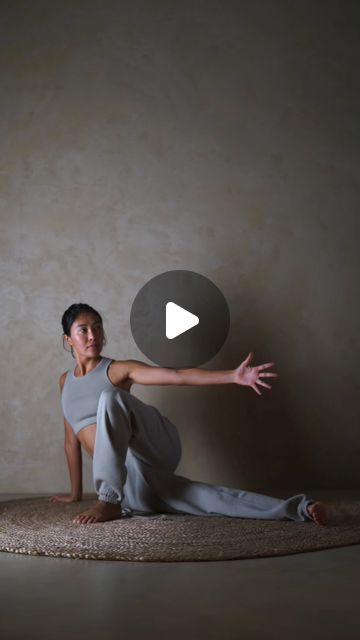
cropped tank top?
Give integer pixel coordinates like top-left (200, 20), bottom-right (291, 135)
top-left (61, 356), bottom-right (119, 434)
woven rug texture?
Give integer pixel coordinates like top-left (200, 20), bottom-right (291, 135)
top-left (1, 496), bottom-right (360, 562)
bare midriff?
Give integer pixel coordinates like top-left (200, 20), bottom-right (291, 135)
top-left (76, 423), bottom-right (97, 457)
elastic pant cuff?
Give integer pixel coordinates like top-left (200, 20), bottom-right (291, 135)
top-left (98, 494), bottom-right (121, 505)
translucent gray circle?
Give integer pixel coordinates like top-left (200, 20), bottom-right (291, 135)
top-left (130, 270), bottom-right (230, 367)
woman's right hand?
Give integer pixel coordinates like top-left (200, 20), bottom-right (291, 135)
top-left (49, 494), bottom-right (82, 503)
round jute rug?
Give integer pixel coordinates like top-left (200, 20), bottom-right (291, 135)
top-left (1, 496), bottom-right (360, 562)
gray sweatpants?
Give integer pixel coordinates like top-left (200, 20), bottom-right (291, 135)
top-left (92, 388), bottom-right (314, 522)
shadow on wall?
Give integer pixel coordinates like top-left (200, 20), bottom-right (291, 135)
top-left (147, 286), bottom-right (311, 492)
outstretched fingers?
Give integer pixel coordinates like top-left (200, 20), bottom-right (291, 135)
top-left (259, 372), bottom-right (278, 378)
top-left (251, 384), bottom-right (262, 395)
top-left (257, 380), bottom-right (272, 389)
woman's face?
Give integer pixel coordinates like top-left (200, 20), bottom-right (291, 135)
top-left (66, 313), bottom-right (104, 357)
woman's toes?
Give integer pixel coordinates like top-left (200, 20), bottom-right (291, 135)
top-left (308, 501), bottom-right (329, 525)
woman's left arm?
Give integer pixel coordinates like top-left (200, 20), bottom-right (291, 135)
top-left (127, 352), bottom-right (278, 396)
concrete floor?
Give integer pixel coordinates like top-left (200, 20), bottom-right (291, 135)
top-left (0, 491), bottom-right (359, 640)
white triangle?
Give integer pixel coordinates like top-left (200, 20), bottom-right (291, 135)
top-left (166, 302), bottom-right (199, 339)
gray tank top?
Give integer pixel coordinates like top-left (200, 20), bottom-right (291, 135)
top-left (61, 356), bottom-right (117, 434)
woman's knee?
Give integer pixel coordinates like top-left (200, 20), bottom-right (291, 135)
top-left (97, 388), bottom-right (132, 435)
top-left (99, 387), bottom-right (123, 404)
top-left (98, 388), bottom-right (129, 416)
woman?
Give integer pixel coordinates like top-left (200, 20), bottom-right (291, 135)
top-left (50, 303), bottom-right (329, 526)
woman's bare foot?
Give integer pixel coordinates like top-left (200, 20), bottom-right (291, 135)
top-left (73, 500), bottom-right (123, 524)
top-left (307, 501), bottom-right (330, 526)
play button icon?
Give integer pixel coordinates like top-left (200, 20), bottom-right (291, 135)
top-left (166, 302), bottom-right (199, 339)
top-left (130, 270), bottom-right (230, 368)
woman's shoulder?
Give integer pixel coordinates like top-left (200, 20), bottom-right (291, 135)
top-left (106, 358), bottom-right (134, 388)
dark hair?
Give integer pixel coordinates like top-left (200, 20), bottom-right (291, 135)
top-left (61, 302), bottom-right (107, 358)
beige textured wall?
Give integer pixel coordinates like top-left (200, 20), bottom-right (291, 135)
top-left (1, 1), bottom-right (359, 495)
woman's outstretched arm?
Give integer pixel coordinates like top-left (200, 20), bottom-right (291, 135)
top-left (126, 352), bottom-right (278, 396)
